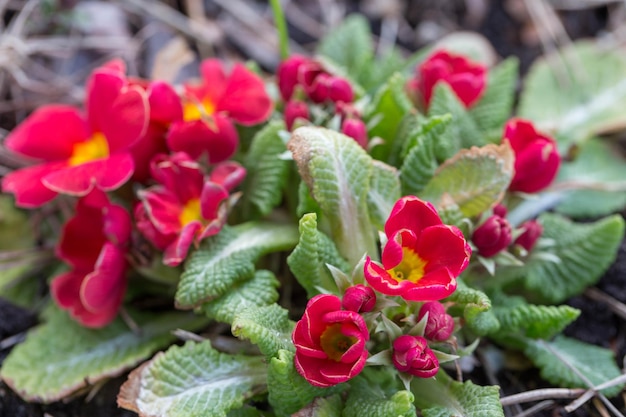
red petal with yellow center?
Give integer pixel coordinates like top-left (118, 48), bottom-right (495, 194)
top-left (384, 196), bottom-right (443, 238)
top-left (163, 221), bottom-right (203, 267)
top-left (197, 59), bottom-right (228, 102)
top-left (1, 161), bottom-right (68, 208)
top-left (167, 115), bottom-right (239, 163)
top-left (42, 153), bottom-right (134, 196)
top-left (417, 225), bottom-right (471, 276)
top-left (214, 63), bottom-right (273, 125)
top-left (200, 182), bottom-right (229, 221)
top-left (150, 152), bottom-right (204, 203)
top-left (80, 242), bottom-right (127, 313)
top-left (4, 105), bottom-right (89, 161)
top-left (400, 268), bottom-right (458, 301)
top-left (138, 187), bottom-right (183, 235)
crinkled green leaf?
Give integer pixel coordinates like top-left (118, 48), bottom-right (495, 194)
top-left (288, 127), bottom-right (377, 265)
top-left (493, 300), bottom-right (580, 339)
top-left (293, 394), bottom-right (343, 417)
top-left (524, 336), bottom-right (623, 397)
top-left (412, 373), bottom-right (504, 417)
top-left (519, 40), bottom-right (626, 150)
top-left (469, 57), bottom-right (518, 136)
top-left (420, 142), bottom-right (514, 217)
top-left (361, 49), bottom-right (408, 91)
top-left (231, 304), bottom-right (295, 358)
top-left (367, 160), bottom-right (401, 230)
top-left (446, 280), bottom-right (499, 336)
top-left (0, 308), bottom-right (207, 403)
top-left (553, 138), bottom-right (626, 218)
top-left (428, 83), bottom-right (484, 160)
top-left (240, 121), bottom-right (291, 218)
top-left (287, 213), bottom-right (350, 297)
top-left (203, 270), bottom-right (280, 324)
top-left (523, 213), bottom-right (625, 303)
top-left (400, 114), bottom-right (452, 195)
top-left (176, 222), bottom-right (298, 309)
top-left (366, 72), bottom-right (414, 161)
top-left (344, 386), bottom-right (414, 417)
top-left (227, 406), bottom-right (265, 417)
top-left (118, 341), bottom-right (267, 417)
top-left (387, 112), bottom-right (421, 167)
top-left (267, 349), bottom-right (342, 417)
top-left (317, 14), bottom-right (373, 85)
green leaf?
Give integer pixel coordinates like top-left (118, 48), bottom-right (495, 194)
top-left (118, 341), bottom-right (267, 417)
top-left (428, 83), bottom-right (484, 160)
top-left (287, 213), bottom-right (350, 297)
top-left (446, 280), bottom-right (499, 336)
top-left (231, 304), bottom-right (295, 358)
top-left (240, 121), bottom-right (291, 218)
top-left (367, 160), bottom-right (401, 230)
top-left (419, 142), bottom-right (514, 217)
top-left (493, 300), bottom-right (580, 339)
top-left (412, 373), bottom-right (504, 417)
top-left (288, 127), bottom-right (377, 265)
top-left (361, 49), bottom-right (408, 91)
top-left (203, 270), bottom-right (280, 324)
top-left (176, 222), bottom-right (298, 309)
top-left (344, 382), bottom-right (415, 417)
top-left (366, 72), bottom-right (414, 161)
top-left (524, 336), bottom-right (624, 397)
top-left (519, 40), bottom-right (626, 150)
top-left (227, 406), bottom-right (265, 417)
top-left (469, 57), bottom-right (519, 136)
top-left (317, 14), bottom-right (373, 84)
top-left (553, 138), bottom-right (626, 218)
top-left (400, 114), bottom-right (452, 195)
top-left (523, 213), bottom-right (625, 303)
top-left (267, 350), bottom-right (341, 417)
top-left (0, 308), bottom-right (207, 403)
top-left (294, 395), bottom-right (343, 417)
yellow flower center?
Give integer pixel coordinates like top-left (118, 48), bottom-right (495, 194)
top-left (320, 323), bottom-right (356, 362)
top-left (68, 132), bottom-right (109, 166)
top-left (388, 247), bottom-right (428, 283)
top-left (183, 99), bottom-right (215, 122)
top-left (179, 198), bottom-right (202, 226)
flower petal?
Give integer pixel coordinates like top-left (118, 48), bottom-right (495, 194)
top-left (167, 115), bottom-right (239, 164)
top-left (101, 85), bottom-right (149, 152)
top-left (209, 161), bottom-right (246, 191)
top-left (80, 242), bottom-right (127, 313)
top-left (86, 69), bottom-right (125, 134)
top-left (384, 196), bottom-right (442, 238)
top-left (50, 270), bottom-right (85, 309)
top-left (215, 63), bottom-right (273, 125)
top-left (200, 182), bottom-right (229, 221)
top-left (1, 161), bottom-right (67, 208)
top-left (148, 81), bottom-right (184, 125)
top-left (163, 221), bottom-right (202, 266)
top-left (400, 268), bottom-right (458, 301)
top-left (42, 153), bottom-right (134, 196)
top-left (138, 187), bottom-right (183, 235)
top-left (4, 105), bottom-right (89, 160)
top-left (416, 225), bottom-right (471, 276)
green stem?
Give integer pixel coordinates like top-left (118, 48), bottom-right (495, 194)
top-left (269, 0), bottom-right (289, 59)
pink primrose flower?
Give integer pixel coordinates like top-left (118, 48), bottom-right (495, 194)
top-left (503, 118), bottom-right (561, 193)
top-left (135, 152), bottom-right (245, 266)
top-left (364, 196), bottom-right (471, 302)
top-left (392, 335), bottom-right (439, 378)
top-left (410, 50), bottom-right (487, 110)
top-left (293, 294), bottom-right (369, 387)
top-left (167, 59), bottom-right (273, 164)
top-left (2, 60), bottom-right (149, 208)
top-left (50, 189), bottom-right (131, 328)
top-left (417, 301), bottom-right (455, 341)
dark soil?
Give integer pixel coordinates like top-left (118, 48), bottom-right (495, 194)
top-left (0, 1), bottom-right (623, 417)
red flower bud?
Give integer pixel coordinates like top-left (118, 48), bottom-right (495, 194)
top-left (514, 219), bottom-right (543, 252)
top-left (293, 294), bottom-right (369, 387)
top-left (328, 76), bottom-right (354, 103)
top-left (493, 204), bottom-right (507, 218)
top-left (308, 73), bottom-right (331, 103)
top-left (341, 118), bottom-right (368, 149)
top-left (504, 118), bottom-right (560, 194)
top-left (472, 215), bottom-right (512, 258)
top-left (277, 55), bottom-right (310, 101)
top-left (411, 50), bottom-right (487, 109)
top-left (417, 301), bottom-right (454, 341)
top-left (392, 335), bottom-right (439, 378)
top-left (284, 100), bottom-right (310, 131)
top-left (342, 284), bottom-right (376, 313)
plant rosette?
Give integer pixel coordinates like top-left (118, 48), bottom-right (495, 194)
top-left (1, 12), bottom-right (625, 417)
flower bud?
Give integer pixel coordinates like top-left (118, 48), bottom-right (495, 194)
top-left (504, 118), bottom-right (560, 194)
top-left (392, 335), bottom-right (439, 378)
top-left (514, 219), bottom-right (543, 252)
top-left (492, 204), bottom-right (507, 218)
top-left (328, 76), bottom-right (354, 103)
top-left (277, 55), bottom-right (309, 101)
top-left (341, 118), bottom-right (368, 149)
top-left (472, 215), bottom-right (512, 258)
top-left (417, 301), bottom-right (454, 341)
top-left (342, 284), bottom-right (376, 313)
top-left (308, 73), bottom-right (331, 103)
top-left (284, 100), bottom-right (310, 131)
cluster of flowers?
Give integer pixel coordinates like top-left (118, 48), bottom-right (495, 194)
top-left (291, 50), bottom-right (562, 387)
top-left (293, 196), bottom-right (471, 386)
top-left (1, 59), bottom-right (273, 327)
top-left (277, 55), bottom-right (368, 148)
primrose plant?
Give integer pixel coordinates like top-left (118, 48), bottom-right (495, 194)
top-left (0, 14), bottom-right (625, 417)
